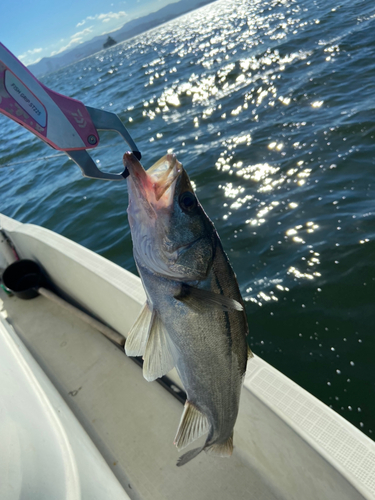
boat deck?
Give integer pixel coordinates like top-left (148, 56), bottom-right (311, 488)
top-left (1, 213), bottom-right (374, 500)
top-left (0, 287), bottom-right (279, 500)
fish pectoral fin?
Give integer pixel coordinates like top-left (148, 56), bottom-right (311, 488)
top-left (143, 313), bottom-right (175, 382)
top-left (247, 344), bottom-right (254, 359)
top-left (206, 432), bottom-right (234, 457)
top-left (175, 284), bottom-right (243, 313)
top-left (174, 401), bottom-right (209, 451)
top-left (125, 302), bottom-right (153, 357)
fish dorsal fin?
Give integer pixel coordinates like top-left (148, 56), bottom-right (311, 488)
top-left (125, 302), bottom-right (153, 357)
top-left (174, 401), bottom-right (209, 451)
top-left (143, 312), bottom-right (175, 382)
top-left (175, 284), bottom-right (243, 313)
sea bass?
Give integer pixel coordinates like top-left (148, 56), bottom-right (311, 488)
top-left (123, 152), bottom-right (251, 466)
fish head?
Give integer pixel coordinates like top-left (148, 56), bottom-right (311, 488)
top-left (124, 152), bottom-right (214, 280)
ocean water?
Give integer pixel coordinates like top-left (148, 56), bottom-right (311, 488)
top-left (1, 0), bottom-right (374, 437)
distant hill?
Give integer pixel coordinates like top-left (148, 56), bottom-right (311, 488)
top-left (29, 0), bottom-right (217, 77)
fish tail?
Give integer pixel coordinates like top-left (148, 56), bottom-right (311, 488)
top-left (205, 432), bottom-right (233, 457)
top-left (176, 445), bottom-right (204, 467)
top-left (176, 432), bottom-right (233, 466)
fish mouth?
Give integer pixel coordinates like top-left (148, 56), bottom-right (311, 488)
top-left (123, 152), bottom-right (182, 210)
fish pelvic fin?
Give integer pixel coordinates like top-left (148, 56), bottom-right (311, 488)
top-left (143, 312), bottom-right (175, 382)
top-left (174, 284), bottom-right (243, 313)
top-left (174, 401), bottom-right (209, 451)
top-left (206, 432), bottom-right (234, 457)
top-left (125, 302), bottom-right (152, 357)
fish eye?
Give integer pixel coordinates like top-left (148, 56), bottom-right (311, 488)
top-left (179, 191), bottom-right (197, 212)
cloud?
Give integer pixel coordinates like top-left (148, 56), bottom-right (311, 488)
top-left (20, 10), bottom-right (128, 64)
top-left (17, 10), bottom-right (129, 67)
top-left (97, 11), bottom-right (127, 22)
top-left (73, 26), bottom-right (95, 38)
top-left (18, 48), bottom-right (42, 61)
top-left (18, 48), bottom-right (43, 66)
top-left (50, 27), bottom-right (94, 56)
top-left (76, 11), bottom-right (127, 27)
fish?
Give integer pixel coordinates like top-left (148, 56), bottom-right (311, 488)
top-left (123, 151), bottom-right (252, 466)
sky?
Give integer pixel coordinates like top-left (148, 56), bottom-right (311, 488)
top-left (1, 0), bottom-right (177, 66)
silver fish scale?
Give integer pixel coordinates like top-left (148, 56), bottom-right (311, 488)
top-left (137, 237), bottom-right (248, 446)
top-left (124, 153), bottom-right (249, 463)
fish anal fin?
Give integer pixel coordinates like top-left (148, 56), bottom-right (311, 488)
top-left (206, 433), bottom-right (233, 457)
top-left (125, 302), bottom-right (152, 357)
top-left (175, 284), bottom-right (243, 313)
top-left (174, 401), bottom-right (209, 451)
top-left (143, 312), bottom-right (175, 382)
